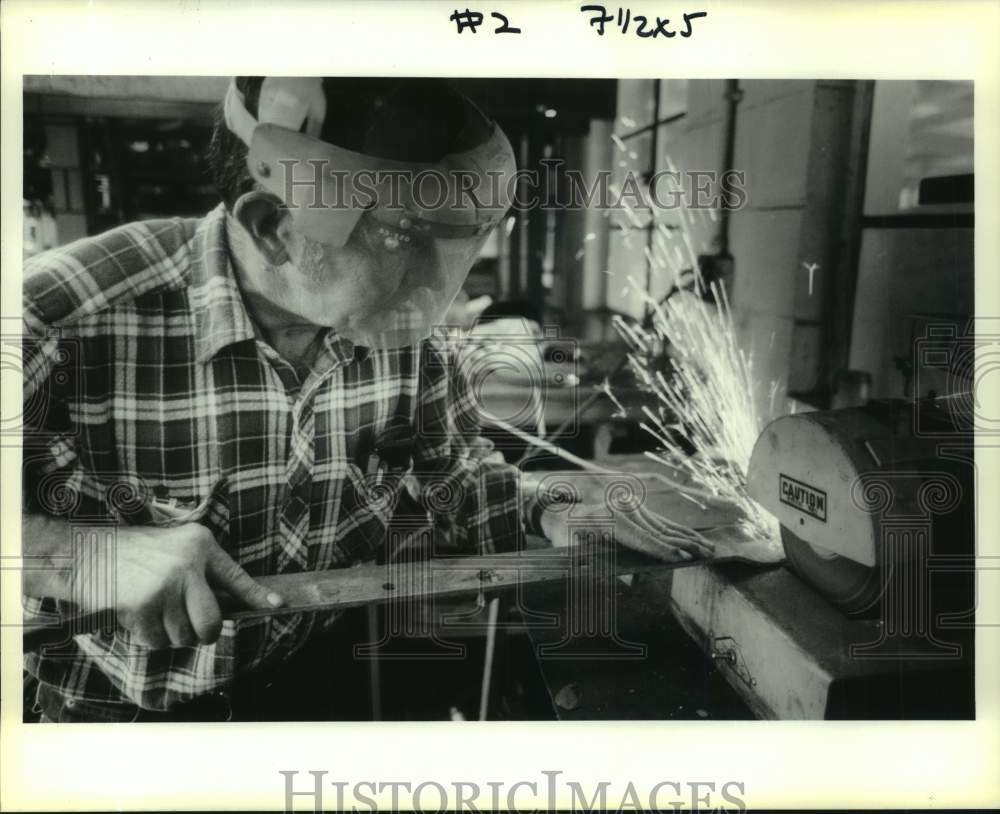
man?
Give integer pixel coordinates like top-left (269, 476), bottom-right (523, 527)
top-left (21, 77), bottom-right (706, 722)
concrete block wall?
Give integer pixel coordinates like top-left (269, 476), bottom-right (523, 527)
top-left (603, 79), bottom-right (858, 417)
top-left (729, 81), bottom-right (820, 413)
top-left (654, 80), bottom-right (723, 304)
top-left (606, 79), bottom-right (659, 320)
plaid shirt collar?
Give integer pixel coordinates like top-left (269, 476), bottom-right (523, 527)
top-left (191, 206), bottom-right (257, 364)
top-left (191, 205), bottom-right (362, 367)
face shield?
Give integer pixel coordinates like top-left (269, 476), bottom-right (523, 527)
top-left (224, 78), bottom-right (516, 349)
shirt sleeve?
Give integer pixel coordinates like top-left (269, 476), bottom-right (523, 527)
top-left (20, 259), bottom-right (94, 627)
top-left (21, 258), bottom-right (104, 521)
top-left (411, 337), bottom-right (525, 554)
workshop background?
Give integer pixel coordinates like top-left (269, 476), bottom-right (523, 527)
top-left (22, 76), bottom-right (976, 721)
top-left (23, 76), bottom-right (974, 413)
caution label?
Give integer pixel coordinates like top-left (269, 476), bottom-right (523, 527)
top-left (779, 474), bottom-right (827, 522)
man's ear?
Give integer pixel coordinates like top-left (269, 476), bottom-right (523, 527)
top-left (232, 191), bottom-right (292, 266)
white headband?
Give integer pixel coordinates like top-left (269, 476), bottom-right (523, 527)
top-left (223, 77), bottom-right (327, 146)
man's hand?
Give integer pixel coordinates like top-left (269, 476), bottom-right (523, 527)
top-left (69, 523), bottom-right (284, 648)
top-left (537, 500), bottom-right (715, 563)
top-left (523, 470), bottom-right (718, 562)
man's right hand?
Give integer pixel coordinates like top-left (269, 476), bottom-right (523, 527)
top-left (69, 523), bottom-right (284, 648)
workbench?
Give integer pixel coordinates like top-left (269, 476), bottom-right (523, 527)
top-left (520, 559), bottom-right (972, 720)
top-left (517, 456), bottom-right (974, 720)
top-left (518, 569), bottom-right (754, 720)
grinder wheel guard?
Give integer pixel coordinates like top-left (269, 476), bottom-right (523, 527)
top-left (781, 526), bottom-right (885, 616)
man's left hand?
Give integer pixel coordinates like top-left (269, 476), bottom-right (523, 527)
top-left (536, 498), bottom-right (715, 563)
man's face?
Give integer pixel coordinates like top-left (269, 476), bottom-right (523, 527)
top-left (268, 214), bottom-right (450, 339)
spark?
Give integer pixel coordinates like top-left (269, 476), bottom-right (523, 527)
top-left (600, 379), bottom-right (629, 419)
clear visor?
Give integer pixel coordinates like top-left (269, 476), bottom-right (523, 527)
top-left (231, 87), bottom-right (515, 349)
top-left (326, 211), bottom-right (493, 349)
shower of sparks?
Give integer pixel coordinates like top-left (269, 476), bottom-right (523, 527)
top-left (610, 280), bottom-right (780, 540)
top-left (599, 155), bottom-right (784, 543)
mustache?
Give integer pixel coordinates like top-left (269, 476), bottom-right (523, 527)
top-left (295, 236), bottom-right (446, 292)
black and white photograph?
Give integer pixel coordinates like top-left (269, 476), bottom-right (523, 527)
top-left (2, 2), bottom-right (998, 812)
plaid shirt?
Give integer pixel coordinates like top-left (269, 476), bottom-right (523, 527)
top-left (22, 204), bottom-right (523, 710)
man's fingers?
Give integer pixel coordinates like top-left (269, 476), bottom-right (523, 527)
top-left (542, 503), bottom-right (713, 561)
top-left (184, 578), bottom-right (224, 644)
top-left (616, 512), bottom-right (712, 562)
top-left (204, 544), bottom-right (284, 611)
top-left (631, 507), bottom-right (715, 556)
top-left (163, 600), bottom-right (199, 648)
